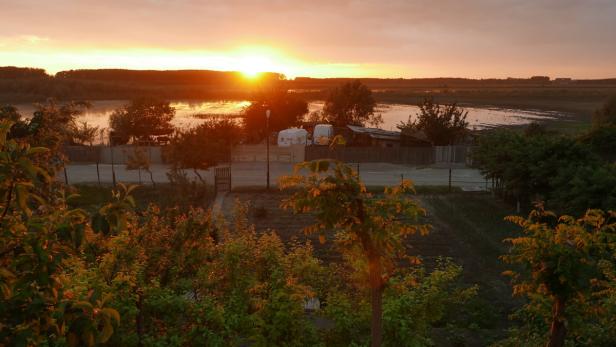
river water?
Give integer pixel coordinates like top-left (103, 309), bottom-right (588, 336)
top-left (13, 99), bottom-right (562, 143)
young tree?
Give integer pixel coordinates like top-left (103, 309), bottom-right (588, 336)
top-left (280, 160), bottom-right (429, 347)
top-left (126, 147), bottom-right (155, 186)
top-left (323, 79), bottom-right (380, 127)
top-left (397, 97), bottom-right (468, 145)
top-left (109, 98), bottom-right (175, 145)
top-left (243, 87), bottom-right (308, 143)
top-left (72, 121), bottom-right (100, 146)
top-left (502, 205), bottom-right (616, 347)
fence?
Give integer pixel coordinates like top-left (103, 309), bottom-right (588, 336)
top-left (232, 144), bottom-right (305, 163)
top-left (434, 146), bottom-right (472, 165)
top-left (64, 145), bottom-right (165, 164)
top-left (66, 144), bottom-right (474, 166)
top-left (305, 145), bottom-right (473, 165)
top-left (63, 146), bottom-right (100, 162)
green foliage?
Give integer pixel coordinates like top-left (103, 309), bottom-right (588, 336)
top-left (76, 199), bottom-right (328, 346)
top-left (501, 206), bottom-right (616, 346)
top-left (591, 95), bottom-right (616, 127)
top-left (109, 99), bottom-right (175, 145)
top-left (321, 282), bottom-right (372, 346)
top-left (71, 183), bottom-right (214, 212)
top-left (319, 260), bottom-right (478, 347)
top-left (397, 97), bottom-right (468, 145)
top-left (579, 124), bottom-right (616, 161)
top-left (1, 101), bottom-right (89, 173)
top-left (472, 128), bottom-right (615, 215)
top-left (382, 260), bottom-right (477, 347)
top-left (548, 163), bottom-right (616, 214)
top-left (323, 80), bottom-right (379, 127)
top-left (2, 116), bottom-right (492, 346)
top-left (0, 119), bottom-right (120, 346)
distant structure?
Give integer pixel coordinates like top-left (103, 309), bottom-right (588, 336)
top-left (342, 125), bottom-right (401, 148)
top-left (530, 76), bottom-right (551, 83)
top-left (338, 125), bottom-right (430, 148)
top-left (554, 78), bottom-right (572, 84)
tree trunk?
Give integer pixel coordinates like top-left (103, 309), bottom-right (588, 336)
top-left (369, 254), bottom-right (383, 347)
top-left (193, 168), bottom-right (206, 185)
top-left (546, 298), bottom-right (567, 347)
top-left (355, 199), bottom-right (383, 347)
top-left (136, 289), bottom-right (144, 347)
top-left (148, 170), bottom-right (156, 187)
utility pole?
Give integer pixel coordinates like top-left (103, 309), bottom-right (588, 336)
top-left (266, 109), bottom-right (271, 191)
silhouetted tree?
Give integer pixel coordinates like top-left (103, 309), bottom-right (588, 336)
top-left (243, 82), bottom-right (308, 143)
top-left (323, 80), bottom-right (379, 127)
top-left (71, 121), bottom-right (99, 145)
top-left (109, 99), bottom-right (175, 145)
top-left (166, 119), bottom-right (241, 184)
top-left (397, 97), bottom-right (468, 145)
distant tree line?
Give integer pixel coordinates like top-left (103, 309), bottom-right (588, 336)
top-left (3, 66), bottom-right (616, 103)
top-left (0, 67), bottom-right (283, 102)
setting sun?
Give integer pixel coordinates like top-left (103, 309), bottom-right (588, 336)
top-left (229, 47), bottom-right (300, 78)
top-left (236, 55), bottom-right (275, 78)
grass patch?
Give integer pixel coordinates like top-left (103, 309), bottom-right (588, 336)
top-left (68, 183), bottom-right (215, 212)
top-left (420, 193), bottom-right (523, 344)
top-left (543, 118), bottom-right (592, 135)
top-left (422, 193), bottom-right (518, 261)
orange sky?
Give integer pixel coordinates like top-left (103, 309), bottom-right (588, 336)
top-left (1, 0), bottom-right (615, 79)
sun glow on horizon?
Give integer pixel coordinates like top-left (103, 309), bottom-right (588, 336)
top-left (231, 50), bottom-right (290, 78)
top-left (0, 40), bottom-right (397, 79)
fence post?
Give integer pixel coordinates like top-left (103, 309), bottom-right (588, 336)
top-left (96, 162), bottom-right (101, 186)
top-left (401, 173), bottom-right (404, 185)
top-left (357, 163), bottom-right (360, 177)
top-left (110, 145), bottom-right (117, 187)
top-left (63, 166), bottom-right (69, 185)
top-left (448, 168), bottom-right (452, 193)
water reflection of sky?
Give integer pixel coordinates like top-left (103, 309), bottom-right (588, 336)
top-left (309, 102), bottom-right (561, 131)
top-left (14, 100), bottom-right (562, 142)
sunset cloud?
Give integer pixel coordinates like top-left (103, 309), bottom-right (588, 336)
top-left (0, 0), bottom-right (614, 78)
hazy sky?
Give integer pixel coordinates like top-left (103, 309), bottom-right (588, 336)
top-left (1, 0), bottom-right (615, 78)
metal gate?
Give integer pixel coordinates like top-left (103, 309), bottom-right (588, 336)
top-left (214, 167), bottom-right (231, 193)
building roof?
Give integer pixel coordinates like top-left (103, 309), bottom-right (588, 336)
top-left (347, 125), bottom-right (401, 141)
top-left (400, 128), bottom-right (430, 142)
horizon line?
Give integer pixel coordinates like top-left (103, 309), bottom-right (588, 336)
top-left (3, 65), bottom-right (616, 81)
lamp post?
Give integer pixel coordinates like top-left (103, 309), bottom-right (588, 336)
top-left (266, 109), bottom-right (271, 190)
top-left (109, 131), bottom-right (117, 187)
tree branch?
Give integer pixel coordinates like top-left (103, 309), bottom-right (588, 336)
top-left (0, 182), bottom-right (15, 224)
